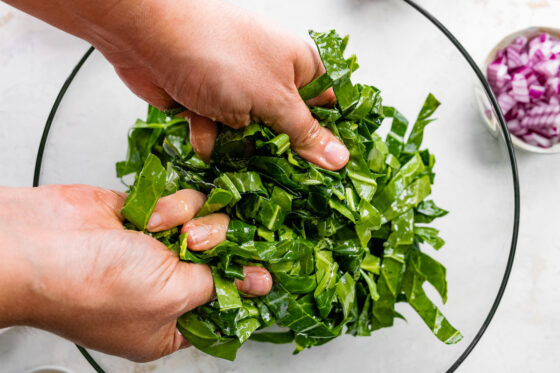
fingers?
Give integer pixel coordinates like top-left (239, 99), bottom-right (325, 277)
top-left (181, 213), bottom-right (229, 251)
top-left (235, 266), bottom-right (273, 297)
top-left (183, 111), bottom-right (218, 162)
top-left (170, 262), bottom-right (272, 312)
top-left (147, 189), bottom-right (206, 232)
top-left (268, 94), bottom-right (349, 170)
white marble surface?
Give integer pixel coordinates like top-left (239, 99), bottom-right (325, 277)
top-left (1, 0), bottom-right (559, 372)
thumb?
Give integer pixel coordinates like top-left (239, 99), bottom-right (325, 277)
top-left (145, 263), bottom-right (271, 360)
top-left (167, 263), bottom-right (273, 313)
top-left (267, 93), bottom-right (349, 170)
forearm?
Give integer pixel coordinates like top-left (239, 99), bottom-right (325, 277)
top-left (0, 187), bottom-right (33, 327)
top-left (2, 0), bottom-right (171, 54)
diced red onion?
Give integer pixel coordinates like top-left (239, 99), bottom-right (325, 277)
top-left (510, 36), bottom-right (528, 53)
top-left (512, 74), bottom-right (530, 103)
top-left (507, 47), bottom-right (524, 69)
top-left (529, 85), bottom-right (545, 99)
top-left (546, 77), bottom-right (560, 97)
top-left (534, 59), bottom-right (560, 78)
top-left (498, 93), bottom-right (516, 114)
top-left (523, 132), bottom-right (553, 148)
top-left (526, 73), bottom-right (538, 87)
top-left (488, 32), bottom-right (560, 148)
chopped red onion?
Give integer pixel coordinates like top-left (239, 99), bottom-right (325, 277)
top-left (512, 74), bottom-right (530, 103)
top-left (488, 32), bottom-right (560, 148)
top-left (523, 132), bottom-right (553, 148)
top-left (498, 93), bottom-right (516, 114)
top-left (529, 85), bottom-right (545, 99)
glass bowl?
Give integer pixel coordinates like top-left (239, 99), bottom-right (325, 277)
top-left (29, 0), bottom-right (519, 372)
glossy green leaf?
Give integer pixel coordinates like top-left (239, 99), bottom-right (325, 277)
top-left (404, 93), bottom-right (441, 154)
top-left (401, 256), bottom-right (462, 344)
top-left (196, 188), bottom-right (234, 217)
top-left (121, 154), bottom-right (166, 230)
top-left (212, 267), bottom-right (242, 311)
top-left (335, 272), bottom-right (356, 319)
top-left (177, 312), bottom-right (241, 361)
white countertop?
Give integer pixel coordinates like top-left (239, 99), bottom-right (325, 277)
top-left (1, 0), bottom-right (560, 372)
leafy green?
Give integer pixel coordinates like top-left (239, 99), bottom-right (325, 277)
top-left (121, 154), bottom-right (166, 230)
top-left (212, 267), bottom-right (243, 311)
top-left (118, 29), bottom-right (460, 360)
top-left (196, 188), bottom-right (234, 217)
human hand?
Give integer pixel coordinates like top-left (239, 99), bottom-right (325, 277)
top-left (5, 0), bottom-right (350, 165)
top-left (0, 185), bottom-right (272, 362)
top-left (85, 0), bottom-right (349, 169)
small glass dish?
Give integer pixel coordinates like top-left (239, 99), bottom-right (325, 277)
top-left (477, 26), bottom-right (560, 154)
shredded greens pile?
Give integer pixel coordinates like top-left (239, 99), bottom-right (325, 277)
top-left (117, 30), bottom-right (462, 361)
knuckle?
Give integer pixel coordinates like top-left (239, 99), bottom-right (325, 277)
top-left (224, 110), bottom-right (251, 129)
top-left (293, 116), bottom-right (322, 149)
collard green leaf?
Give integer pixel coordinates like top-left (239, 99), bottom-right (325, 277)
top-left (264, 285), bottom-right (338, 339)
top-left (235, 318), bottom-right (261, 344)
top-left (196, 188), bottom-right (234, 217)
top-left (404, 93), bottom-right (441, 154)
top-left (212, 267), bottom-right (242, 311)
top-left (414, 226), bottom-right (445, 250)
top-left (227, 220), bottom-right (257, 243)
top-left (274, 272), bottom-right (317, 294)
top-left (415, 200), bottom-right (449, 223)
top-left (401, 256), bottom-right (462, 344)
top-left (380, 175), bottom-right (431, 224)
top-left (121, 154), bottom-right (166, 230)
top-left (360, 253), bottom-right (381, 274)
top-left (335, 272), bottom-right (356, 319)
top-left (409, 250), bottom-right (448, 303)
top-left (177, 312), bottom-right (241, 361)
top-left (370, 211), bottom-right (414, 330)
top-left (383, 106), bottom-right (409, 159)
top-left (360, 269), bottom-right (380, 301)
top-left (238, 194), bottom-right (287, 231)
top-left (337, 121), bottom-right (377, 201)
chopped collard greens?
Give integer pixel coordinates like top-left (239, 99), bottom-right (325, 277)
top-left (117, 29), bottom-right (462, 361)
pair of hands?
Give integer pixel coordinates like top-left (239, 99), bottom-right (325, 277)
top-left (1, 0), bottom-right (349, 362)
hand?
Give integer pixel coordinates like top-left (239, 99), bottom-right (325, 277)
top-left (104, 0), bottom-right (349, 169)
top-left (4, 0), bottom-right (350, 170)
top-left (0, 185), bottom-right (272, 362)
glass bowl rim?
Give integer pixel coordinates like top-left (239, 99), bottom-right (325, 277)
top-left (32, 1), bottom-right (520, 372)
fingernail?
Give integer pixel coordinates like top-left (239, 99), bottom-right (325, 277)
top-left (237, 268), bottom-right (272, 296)
top-left (187, 225), bottom-right (209, 247)
top-left (147, 212), bottom-right (162, 230)
top-left (324, 139), bottom-right (349, 169)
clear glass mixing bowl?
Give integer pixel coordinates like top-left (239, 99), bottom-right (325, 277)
top-left (24, 0), bottom-right (519, 371)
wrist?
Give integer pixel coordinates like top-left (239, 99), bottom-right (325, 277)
top-left (0, 187), bottom-right (35, 327)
